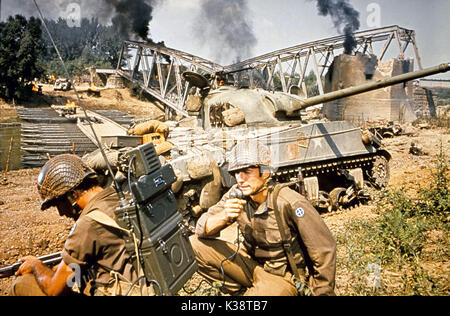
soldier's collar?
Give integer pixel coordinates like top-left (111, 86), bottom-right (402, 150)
top-left (253, 191), bottom-right (273, 215)
top-left (80, 186), bottom-right (116, 218)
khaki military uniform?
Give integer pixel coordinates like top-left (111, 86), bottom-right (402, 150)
top-left (193, 185), bottom-right (336, 296)
top-left (61, 186), bottom-right (138, 295)
top-left (11, 187), bottom-right (139, 296)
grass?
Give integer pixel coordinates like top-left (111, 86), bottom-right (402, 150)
top-left (336, 145), bottom-right (449, 296)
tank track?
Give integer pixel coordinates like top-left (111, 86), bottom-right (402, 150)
top-left (273, 153), bottom-right (382, 186)
top-left (269, 153), bottom-right (389, 211)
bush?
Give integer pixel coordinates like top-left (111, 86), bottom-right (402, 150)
top-left (336, 148), bottom-right (449, 295)
top-left (377, 206), bottom-right (426, 265)
top-left (416, 144), bottom-right (449, 219)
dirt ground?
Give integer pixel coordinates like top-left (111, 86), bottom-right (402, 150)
top-left (0, 86), bottom-right (449, 295)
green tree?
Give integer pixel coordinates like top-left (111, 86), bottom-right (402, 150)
top-left (0, 15), bottom-right (44, 101)
top-left (40, 18), bottom-right (125, 77)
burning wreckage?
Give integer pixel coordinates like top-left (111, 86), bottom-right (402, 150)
top-left (80, 26), bottom-right (449, 231)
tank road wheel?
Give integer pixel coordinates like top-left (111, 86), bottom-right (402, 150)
top-left (328, 187), bottom-right (346, 212)
top-left (371, 155), bottom-right (390, 189)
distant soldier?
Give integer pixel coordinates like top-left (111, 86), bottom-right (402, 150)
top-left (11, 154), bottom-right (150, 296)
top-left (191, 139), bottom-right (337, 296)
top-left (409, 142), bottom-right (427, 156)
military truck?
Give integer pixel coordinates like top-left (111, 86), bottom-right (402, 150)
top-left (53, 78), bottom-right (71, 91)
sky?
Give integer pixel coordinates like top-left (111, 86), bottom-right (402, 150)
top-left (1, 0), bottom-right (449, 78)
top-left (150, 0), bottom-right (450, 77)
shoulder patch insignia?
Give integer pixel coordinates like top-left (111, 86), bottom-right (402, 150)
top-left (295, 207), bottom-right (305, 218)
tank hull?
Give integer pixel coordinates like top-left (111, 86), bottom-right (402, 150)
top-left (163, 117), bottom-right (387, 219)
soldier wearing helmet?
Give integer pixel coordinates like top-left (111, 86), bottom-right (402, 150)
top-left (11, 154), bottom-right (143, 296)
top-left (191, 139), bottom-right (337, 296)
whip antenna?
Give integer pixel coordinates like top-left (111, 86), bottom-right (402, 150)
top-left (33, 0), bottom-right (127, 204)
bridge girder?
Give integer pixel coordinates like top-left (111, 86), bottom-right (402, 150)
top-left (116, 25), bottom-right (423, 117)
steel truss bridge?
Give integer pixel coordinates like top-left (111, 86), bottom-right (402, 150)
top-left (116, 25), bottom-right (424, 118)
top-left (418, 79), bottom-right (450, 90)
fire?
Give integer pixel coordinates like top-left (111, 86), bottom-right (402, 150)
top-left (66, 99), bottom-right (76, 108)
top-left (87, 82), bottom-right (101, 97)
top-left (89, 83), bottom-right (98, 92)
top-left (64, 99), bottom-right (77, 114)
top-left (31, 83), bottom-right (42, 93)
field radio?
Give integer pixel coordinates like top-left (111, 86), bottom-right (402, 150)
top-left (114, 142), bottom-right (197, 295)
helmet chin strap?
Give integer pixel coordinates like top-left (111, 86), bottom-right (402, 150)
top-left (250, 175), bottom-right (272, 197)
top-left (250, 184), bottom-right (267, 197)
top-left (66, 191), bottom-right (82, 215)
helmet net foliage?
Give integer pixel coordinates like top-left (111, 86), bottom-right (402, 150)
top-left (227, 139), bottom-right (271, 173)
top-left (37, 154), bottom-right (94, 206)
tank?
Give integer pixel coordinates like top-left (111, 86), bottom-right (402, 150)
top-left (88, 63), bottom-right (450, 230)
top-left (161, 64), bottom-right (449, 220)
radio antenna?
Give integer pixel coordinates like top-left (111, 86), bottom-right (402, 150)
top-left (32, 0), bottom-right (127, 204)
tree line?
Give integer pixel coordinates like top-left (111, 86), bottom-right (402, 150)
top-left (0, 15), bottom-right (125, 101)
top-left (1, 14), bottom-right (325, 103)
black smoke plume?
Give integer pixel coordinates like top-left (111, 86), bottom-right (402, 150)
top-left (104, 0), bottom-right (156, 40)
top-left (314, 0), bottom-right (360, 54)
top-left (194, 0), bottom-right (257, 65)
top-left (2, 0), bottom-right (157, 41)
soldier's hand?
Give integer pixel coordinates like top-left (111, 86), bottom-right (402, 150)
top-left (16, 256), bottom-right (40, 276)
top-left (223, 198), bottom-right (246, 224)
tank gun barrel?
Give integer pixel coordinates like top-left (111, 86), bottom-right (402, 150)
top-left (297, 63), bottom-right (450, 109)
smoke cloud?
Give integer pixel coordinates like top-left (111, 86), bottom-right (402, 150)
top-left (104, 0), bottom-right (156, 40)
top-left (2, 0), bottom-right (157, 40)
top-left (193, 0), bottom-right (257, 65)
top-left (314, 0), bottom-right (360, 54)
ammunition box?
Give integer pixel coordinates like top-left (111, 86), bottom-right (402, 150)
top-left (101, 135), bottom-right (142, 148)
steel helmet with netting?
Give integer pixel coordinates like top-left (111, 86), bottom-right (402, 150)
top-left (227, 139), bottom-right (272, 173)
top-left (37, 154), bottom-right (97, 211)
